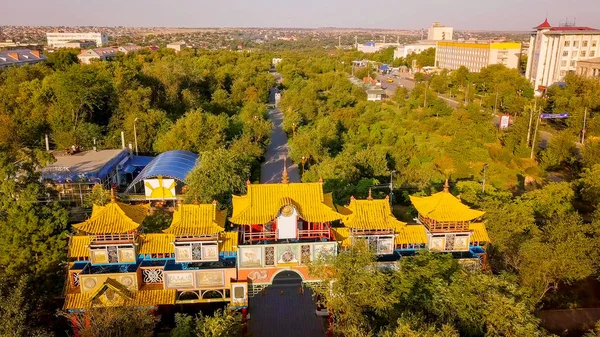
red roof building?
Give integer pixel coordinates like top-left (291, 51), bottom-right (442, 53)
top-left (535, 18), bottom-right (551, 29)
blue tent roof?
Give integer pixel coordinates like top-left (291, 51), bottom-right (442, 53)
top-left (380, 64), bottom-right (389, 70)
top-left (125, 150), bottom-right (198, 192)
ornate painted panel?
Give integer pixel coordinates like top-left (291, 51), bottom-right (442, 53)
top-left (165, 272), bottom-right (195, 289)
top-left (239, 247), bottom-right (262, 267)
top-left (197, 270), bottom-right (225, 287)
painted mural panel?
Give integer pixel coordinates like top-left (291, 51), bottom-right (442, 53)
top-left (230, 282), bottom-right (248, 307)
top-left (313, 242), bottom-right (337, 259)
top-left (429, 236), bottom-right (446, 252)
top-left (165, 272), bottom-right (194, 289)
top-left (246, 269), bottom-right (270, 282)
top-left (202, 244), bottom-right (219, 261)
top-left (239, 247), bottom-right (262, 267)
top-left (175, 246), bottom-right (192, 262)
top-left (118, 248), bottom-right (136, 263)
top-left (90, 249), bottom-right (108, 264)
top-left (144, 178), bottom-right (176, 200)
top-left (454, 235), bottom-right (470, 251)
top-left (376, 238), bottom-right (394, 255)
top-left (197, 270), bottom-right (225, 287)
top-left (277, 245), bottom-right (299, 265)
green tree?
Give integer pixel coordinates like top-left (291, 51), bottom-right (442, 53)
top-left (185, 149), bottom-right (250, 204)
top-left (0, 277), bottom-right (48, 337)
top-left (154, 109), bottom-right (229, 153)
top-left (84, 184), bottom-right (111, 208)
top-left (580, 164), bottom-right (600, 206)
top-left (46, 48), bottom-right (79, 70)
top-left (64, 306), bottom-right (158, 337)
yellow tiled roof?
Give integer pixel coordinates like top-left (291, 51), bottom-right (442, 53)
top-left (342, 198), bottom-right (406, 230)
top-left (469, 222), bottom-right (490, 243)
top-left (64, 288), bottom-right (176, 310)
top-left (89, 277), bottom-right (134, 301)
top-left (68, 236), bottom-right (90, 259)
top-left (395, 225), bottom-right (427, 245)
top-left (331, 227), bottom-right (352, 247)
top-left (230, 183), bottom-right (343, 225)
top-left (410, 191), bottom-right (485, 222)
top-left (219, 231), bottom-right (238, 252)
top-left (164, 203), bottom-right (226, 236)
top-left (138, 233), bottom-right (175, 255)
top-left (72, 201), bottom-right (149, 234)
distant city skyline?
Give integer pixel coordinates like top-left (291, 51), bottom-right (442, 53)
top-left (1, 0), bottom-right (597, 31)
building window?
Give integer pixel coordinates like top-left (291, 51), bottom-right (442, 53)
top-left (574, 41), bottom-right (579, 48)
top-left (581, 50), bottom-right (587, 57)
top-left (561, 60), bottom-right (567, 67)
top-left (564, 41), bottom-right (570, 47)
top-left (591, 51), bottom-right (596, 57)
top-left (563, 51), bottom-right (569, 57)
top-left (593, 41), bottom-right (598, 47)
top-left (570, 60), bottom-right (576, 67)
top-left (583, 41), bottom-right (588, 47)
top-left (560, 70), bottom-right (566, 76)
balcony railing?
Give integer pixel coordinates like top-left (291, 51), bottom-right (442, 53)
top-left (241, 228), bottom-right (332, 243)
top-left (418, 214), bottom-right (470, 232)
top-left (91, 233), bottom-right (136, 244)
top-left (298, 229), bottom-right (330, 239)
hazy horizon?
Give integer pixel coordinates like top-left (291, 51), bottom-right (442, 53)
top-left (2, 0), bottom-right (598, 31)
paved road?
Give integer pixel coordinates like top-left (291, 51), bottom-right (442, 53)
top-left (377, 73), bottom-right (460, 108)
top-left (260, 87), bottom-right (300, 184)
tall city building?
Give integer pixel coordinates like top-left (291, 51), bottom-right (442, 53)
top-left (435, 41), bottom-right (522, 72)
top-left (525, 19), bottom-right (600, 93)
top-left (428, 22), bottom-right (453, 41)
top-left (46, 32), bottom-right (109, 47)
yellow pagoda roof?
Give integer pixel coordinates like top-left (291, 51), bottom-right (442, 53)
top-left (136, 232), bottom-right (238, 255)
top-left (64, 282), bottom-right (176, 310)
top-left (395, 224), bottom-right (427, 245)
top-left (230, 183), bottom-right (343, 225)
top-left (469, 222), bottom-right (490, 243)
top-left (68, 236), bottom-right (91, 259)
top-left (331, 227), bottom-right (352, 247)
top-left (409, 190), bottom-right (485, 223)
top-left (138, 233), bottom-right (175, 255)
top-left (163, 203), bottom-right (226, 236)
top-left (219, 231), bottom-right (238, 253)
top-left (72, 200), bottom-right (150, 234)
top-left (342, 197), bottom-right (406, 230)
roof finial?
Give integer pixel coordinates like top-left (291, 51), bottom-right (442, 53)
top-left (443, 178), bottom-right (450, 193)
top-left (319, 177), bottom-right (323, 183)
top-left (177, 199), bottom-right (183, 208)
top-left (110, 185), bottom-right (116, 203)
top-left (281, 156), bottom-right (289, 184)
top-left (350, 195), bottom-right (356, 201)
top-left (194, 197), bottom-right (199, 205)
top-left (212, 200), bottom-right (217, 206)
top-left (246, 179), bottom-right (251, 185)
top-left (367, 188), bottom-right (373, 200)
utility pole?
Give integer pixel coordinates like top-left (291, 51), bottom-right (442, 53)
top-left (527, 97), bottom-right (537, 146)
top-left (494, 87), bottom-right (499, 115)
top-left (530, 108), bottom-right (541, 159)
top-left (582, 107), bottom-right (588, 144)
top-left (133, 118), bottom-right (139, 155)
top-left (482, 164), bottom-right (488, 193)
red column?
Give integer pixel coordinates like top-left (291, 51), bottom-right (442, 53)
top-left (241, 307), bottom-right (248, 336)
top-left (71, 314), bottom-right (80, 337)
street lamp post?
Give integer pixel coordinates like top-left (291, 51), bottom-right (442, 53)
top-left (133, 118), bottom-right (139, 156)
top-left (389, 170), bottom-right (396, 205)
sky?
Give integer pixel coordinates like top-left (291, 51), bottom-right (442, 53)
top-left (1, 0), bottom-right (598, 30)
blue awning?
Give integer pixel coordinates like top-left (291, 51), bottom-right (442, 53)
top-left (122, 165), bottom-right (136, 174)
top-left (124, 150), bottom-right (198, 193)
top-left (129, 155), bottom-right (154, 167)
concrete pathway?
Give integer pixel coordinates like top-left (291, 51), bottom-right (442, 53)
top-left (260, 87), bottom-right (300, 184)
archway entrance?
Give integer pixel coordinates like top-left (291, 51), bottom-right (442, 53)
top-left (248, 270), bottom-right (326, 337)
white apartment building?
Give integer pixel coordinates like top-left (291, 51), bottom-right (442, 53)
top-left (525, 19), bottom-right (600, 93)
top-left (46, 32), bottom-right (109, 47)
top-left (393, 41), bottom-right (437, 59)
top-left (428, 22), bottom-right (453, 41)
top-left (357, 42), bottom-right (400, 53)
top-left (167, 41), bottom-right (186, 52)
top-left (435, 41), bottom-right (522, 72)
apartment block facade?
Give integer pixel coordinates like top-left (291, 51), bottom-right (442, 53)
top-left (525, 19), bottom-right (600, 92)
top-left (435, 41), bottom-right (521, 72)
top-left (47, 32), bottom-right (109, 47)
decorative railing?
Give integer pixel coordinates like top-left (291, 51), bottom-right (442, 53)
top-left (418, 214), bottom-right (470, 232)
top-left (298, 229), bottom-right (330, 239)
top-left (90, 233), bottom-right (136, 244)
top-left (242, 231), bottom-right (278, 242)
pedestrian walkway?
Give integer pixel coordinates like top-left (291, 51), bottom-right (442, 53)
top-left (260, 88), bottom-right (300, 183)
